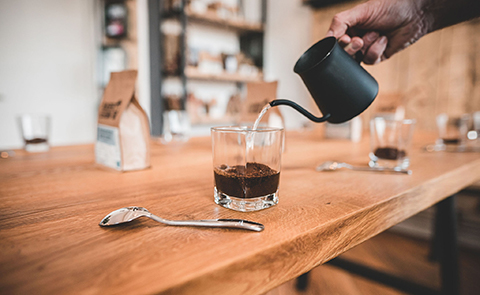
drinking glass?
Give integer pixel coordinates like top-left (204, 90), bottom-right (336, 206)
top-left (369, 118), bottom-right (416, 169)
top-left (211, 126), bottom-right (284, 212)
top-left (17, 114), bottom-right (51, 152)
top-left (160, 110), bottom-right (191, 144)
top-left (435, 113), bottom-right (470, 148)
top-left (473, 112), bottom-right (480, 138)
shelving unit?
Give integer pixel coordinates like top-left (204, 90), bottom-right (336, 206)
top-left (148, 0), bottom-right (267, 136)
top-left (185, 8), bottom-right (264, 32)
top-left (98, 0), bottom-right (137, 88)
top-left (185, 66), bottom-right (263, 83)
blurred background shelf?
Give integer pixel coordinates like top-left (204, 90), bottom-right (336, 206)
top-left (185, 66), bottom-right (263, 83)
top-left (149, 0), bottom-right (267, 137)
top-left (190, 115), bottom-right (236, 125)
top-left (185, 8), bottom-right (264, 32)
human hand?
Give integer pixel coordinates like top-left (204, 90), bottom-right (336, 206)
top-left (326, 0), bottom-right (429, 64)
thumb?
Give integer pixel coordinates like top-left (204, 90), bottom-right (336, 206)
top-left (326, 13), bottom-right (349, 38)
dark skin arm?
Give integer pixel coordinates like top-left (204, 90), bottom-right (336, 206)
top-left (326, 0), bottom-right (480, 64)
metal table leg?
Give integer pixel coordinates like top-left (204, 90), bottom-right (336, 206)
top-left (295, 272), bottom-right (309, 291)
top-left (436, 195), bottom-right (460, 295)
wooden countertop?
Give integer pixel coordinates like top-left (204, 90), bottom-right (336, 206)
top-left (1, 131), bottom-right (480, 295)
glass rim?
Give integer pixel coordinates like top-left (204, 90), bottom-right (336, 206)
top-left (211, 126), bottom-right (284, 133)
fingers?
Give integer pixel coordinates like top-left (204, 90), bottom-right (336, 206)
top-left (343, 36), bottom-right (364, 56)
top-left (338, 35), bottom-right (351, 46)
top-left (383, 26), bottom-right (421, 59)
top-left (363, 36), bottom-right (388, 64)
top-left (361, 31), bottom-right (380, 53)
top-left (329, 31), bottom-right (386, 64)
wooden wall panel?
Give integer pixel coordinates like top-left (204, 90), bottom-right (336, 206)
top-left (467, 19), bottom-right (480, 112)
top-left (312, 3), bottom-right (480, 131)
top-left (402, 28), bottom-right (443, 131)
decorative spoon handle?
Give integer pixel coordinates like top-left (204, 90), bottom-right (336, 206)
top-left (147, 214), bottom-right (264, 232)
top-left (351, 166), bottom-right (412, 174)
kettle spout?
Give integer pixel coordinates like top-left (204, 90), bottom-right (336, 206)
top-left (269, 99), bottom-right (330, 123)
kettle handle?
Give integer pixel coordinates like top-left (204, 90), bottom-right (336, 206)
top-left (354, 51), bottom-right (364, 63)
top-left (269, 99), bottom-right (330, 123)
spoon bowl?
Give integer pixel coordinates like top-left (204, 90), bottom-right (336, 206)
top-left (99, 206), bottom-right (264, 232)
top-left (99, 206), bottom-right (151, 226)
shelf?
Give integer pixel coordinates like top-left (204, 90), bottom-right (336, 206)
top-left (185, 9), bottom-right (264, 32)
top-left (185, 67), bottom-right (263, 83)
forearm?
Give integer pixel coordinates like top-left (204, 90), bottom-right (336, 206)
top-left (422, 0), bottom-right (480, 32)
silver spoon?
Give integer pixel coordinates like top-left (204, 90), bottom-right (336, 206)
top-left (423, 144), bottom-right (480, 153)
top-left (99, 206), bottom-right (264, 232)
top-left (316, 161), bottom-right (412, 175)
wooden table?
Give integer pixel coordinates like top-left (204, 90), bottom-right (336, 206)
top-left (1, 131), bottom-right (479, 295)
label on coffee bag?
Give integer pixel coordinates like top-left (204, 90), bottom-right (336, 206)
top-left (95, 124), bottom-right (122, 171)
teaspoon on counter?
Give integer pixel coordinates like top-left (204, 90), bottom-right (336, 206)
top-left (316, 161), bottom-right (412, 175)
top-left (99, 206), bottom-right (264, 232)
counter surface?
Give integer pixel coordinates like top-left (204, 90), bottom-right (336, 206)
top-left (1, 132), bottom-right (479, 294)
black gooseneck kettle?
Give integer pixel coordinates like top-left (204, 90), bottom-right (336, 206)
top-left (269, 37), bottom-right (379, 124)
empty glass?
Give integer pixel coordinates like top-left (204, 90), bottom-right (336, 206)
top-left (369, 118), bottom-right (416, 169)
top-left (435, 113), bottom-right (470, 148)
top-left (160, 110), bottom-right (191, 144)
top-left (471, 112), bottom-right (480, 142)
top-left (211, 126), bottom-right (284, 212)
top-left (17, 114), bottom-right (51, 152)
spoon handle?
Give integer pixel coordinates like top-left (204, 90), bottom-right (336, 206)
top-left (148, 214), bottom-right (264, 232)
top-left (351, 166), bottom-right (412, 174)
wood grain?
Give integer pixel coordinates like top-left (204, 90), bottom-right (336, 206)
top-left (267, 230), bottom-right (480, 295)
top-left (1, 131), bottom-right (480, 295)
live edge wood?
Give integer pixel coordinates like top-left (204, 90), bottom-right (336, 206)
top-left (1, 132), bottom-right (480, 295)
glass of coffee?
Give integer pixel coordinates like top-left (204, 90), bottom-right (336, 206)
top-left (435, 113), bottom-right (470, 148)
top-left (369, 118), bottom-right (415, 169)
top-left (17, 114), bottom-right (51, 152)
top-left (211, 126), bottom-right (284, 212)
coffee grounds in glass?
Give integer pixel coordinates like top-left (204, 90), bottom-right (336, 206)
top-left (25, 138), bottom-right (47, 144)
top-left (374, 147), bottom-right (406, 160)
top-left (214, 162), bottom-right (279, 199)
top-left (441, 138), bottom-right (460, 145)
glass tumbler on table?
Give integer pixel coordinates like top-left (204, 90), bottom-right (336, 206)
top-left (435, 113), bottom-right (470, 148)
top-left (211, 126), bottom-right (284, 212)
top-left (369, 117), bottom-right (415, 170)
top-left (17, 114), bottom-right (51, 152)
